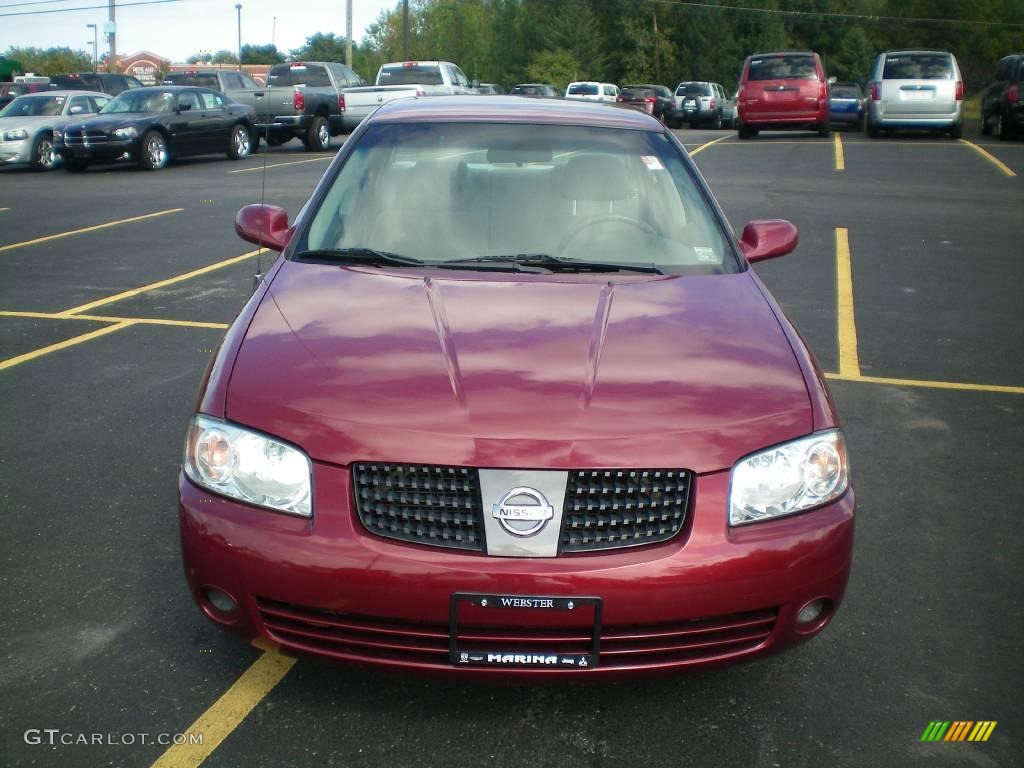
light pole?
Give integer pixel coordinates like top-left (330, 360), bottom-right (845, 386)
top-left (87, 24), bottom-right (98, 71)
top-left (234, 3), bottom-right (242, 72)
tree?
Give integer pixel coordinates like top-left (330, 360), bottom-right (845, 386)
top-left (241, 44), bottom-right (284, 65)
top-left (526, 50), bottom-right (579, 92)
top-left (211, 50), bottom-right (239, 65)
top-left (4, 46), bottom-right (92, 76)
top-left (290, 33), bottom-right (349, 63)
top-left (543, 0), bottom-right (607, 79)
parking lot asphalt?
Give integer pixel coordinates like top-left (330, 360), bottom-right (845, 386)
top-left (1, 126), bottom-right (1022, 768)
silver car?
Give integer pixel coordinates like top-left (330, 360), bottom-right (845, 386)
top-left (866, 50), bottom-right (963, 138)
top-left (0, 90), bottom-right (110, 169)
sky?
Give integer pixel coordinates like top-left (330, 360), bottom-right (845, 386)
top-left (0, 0), bottom-right (396, 63)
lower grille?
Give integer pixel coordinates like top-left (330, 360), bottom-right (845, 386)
top-left (258, 598), bottom-right (776, 671)
top-left (352, 463), bottom-right (484, 551)
top-left (64, 130), bottom-right (111, 145)
top-left (562, 470), bottom-right (692, 552)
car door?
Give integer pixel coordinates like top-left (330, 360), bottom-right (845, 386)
top-left (198, 90), bottom-right (230, 152)
top-left (171, 89), bottom-right (204, 154)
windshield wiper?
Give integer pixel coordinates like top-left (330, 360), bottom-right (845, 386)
top-left (445, 254), bottom-right (665, 274)
top-left (294, 247), bottom-right (426, 267)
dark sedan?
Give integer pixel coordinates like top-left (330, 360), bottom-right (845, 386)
top-left (55, 86), bottom-right (257, 172)
top-left (616, 84), bottom-right (674, 122)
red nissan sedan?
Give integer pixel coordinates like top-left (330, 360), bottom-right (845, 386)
top-left (179, 97), bottom-right (854, 675)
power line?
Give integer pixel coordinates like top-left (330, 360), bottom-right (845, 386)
top-left (0, 0), bottom-right (184, 17)
top-left (646, 0), bottom-right (1024, 29)
top-left (0, 1), bottom-right (86, 9)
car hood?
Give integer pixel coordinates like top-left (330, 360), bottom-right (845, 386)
top-left (70, 113), bottom-right (160, 131)
top-left (225, 263), bottom-right (812, 473)
top-left (0, 114), bottom-right (63, 133)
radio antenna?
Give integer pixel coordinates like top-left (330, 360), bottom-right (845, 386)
top-left (252, 87), bottom-right (271, 292)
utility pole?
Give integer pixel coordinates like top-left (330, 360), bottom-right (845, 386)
top-left (402, 0), bottom-right (409, 60)
top-left (653, 11), bottom-right (659, 84)
top-left (271, 16), bottom-right (276, 48)
top-left (235, 4), bottom-right (242, 71)
top-left (107, 0), bottom-right (116, 73)
top-left (345, 0), bottom-right (353, 68)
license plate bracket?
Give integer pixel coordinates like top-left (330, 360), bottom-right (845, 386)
top-left (449, 593), bottom-right (601, 669)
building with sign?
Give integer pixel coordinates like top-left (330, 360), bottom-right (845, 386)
top-left (118, 50), bottom-right (171, 85)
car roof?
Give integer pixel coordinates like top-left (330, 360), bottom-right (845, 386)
top-left (750, 51), bottom-right (815, 57)
top-left (370, 95), bottom-right (659, 130)
top-left (882, 50), bottom-right (953, 56)
top-left (23, 89), bottom-right (103, 98)
top-left (128, 85), bottom-right (212, 93)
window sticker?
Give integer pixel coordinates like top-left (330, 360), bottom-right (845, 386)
top-left (641, 155), bottom-right (665, 171)
top-left (694, 246), bottom-right (717, 263)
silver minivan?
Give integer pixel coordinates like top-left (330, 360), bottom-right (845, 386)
top-left (866, 50), bottom-right (963, 138)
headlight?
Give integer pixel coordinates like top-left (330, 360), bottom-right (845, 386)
top-left (183, 415), bottom-right (312, 517)
top-left (113, 126), bottom-right (138, 139)
top-left (2, 129), bottom-right (28, 141)
top-left (729, 429), bottom-right (848, 526)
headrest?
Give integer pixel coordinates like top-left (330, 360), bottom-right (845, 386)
top-left (558, 155), bottom-right (627, 200)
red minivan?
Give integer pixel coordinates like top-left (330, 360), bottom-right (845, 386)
top-left (736, 51), bottom-right (830, 138)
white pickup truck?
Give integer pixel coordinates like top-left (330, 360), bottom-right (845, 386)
top-left (341, 61), bottom-right (474, 131)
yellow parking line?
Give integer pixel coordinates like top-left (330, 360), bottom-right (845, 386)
top-left (835, 227), bottom-right (860, 378)
top-left (0, 209), bottom-right (183, 253)
top-left (229, 157), bottom-right (332, 174)
top-left (958, 139), bottom-right (1017, 177)
top-left (827, 372), bottom-right (1024, 395)
top-left (150, 640), bottom-right (296, 768)
top-left (59, 249), bottom-right (262, 316)
top-left (0, 310), bottom-right (228, 329)
top-left (688, 135), bottom-right (731, 157)
top-left (833, 132), bottom-right (845, 171)
top-left (0, 207), bottom-right (9, 212)
top-left (0, 321), bottom-right (135, 371)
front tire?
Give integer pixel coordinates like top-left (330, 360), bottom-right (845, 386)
top-left (305, 116), bottom-right (329, 152)
top-left (31, 133), bottom-right (58, 171)
top-left (139, 130), bottom-right (169, 170)
top-left (981, 110), bottom-right (993, 135)
top-left (997, 112), bottom-right (1016, 140)
top-left (227, 123), bottom-right (252, 160)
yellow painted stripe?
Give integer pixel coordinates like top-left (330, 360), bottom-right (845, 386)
top-left (0, 207), bottom-right (10, 212)
top-left (959, 139), bottom-right (1017, 177)
top-left (0, 310), bottom-right (228, 329)
top-left (835, 227), bottom-right (860, 377)
top-left (967, 722), bottom-right (985, 741)
top-left (0, 209), bottom-right (183, 253)
top-left (149, 642), bottom-right (296, 768)
top-left (229, 156), bottom-right (332, 174)
top-left (833, 132), bottom-right (845, 171)
top-left (688, 134), bottom-right (731, 157)
top-left (980, 721), bottom-right (997, 741)
top-left (0, 321), bottom-right (134, 371)
top-left (59, 249), bottom-right (262, 316)
top-left (825, 372), bottom-right (1024, 395)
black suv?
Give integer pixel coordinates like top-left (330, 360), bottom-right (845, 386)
top-left (49, 72), bottom-right (143, 96)
top-left (981, 54), bottom-right (1023, 140)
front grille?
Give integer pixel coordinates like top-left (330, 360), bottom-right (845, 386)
top-left (352, 463), bottom-right (484, 551)
top-left (258, 598), bottom-right (777, 671)
top-left (562, 470), bottom-right (692, 552)
top-left (63, 130), bottom-right (111, 146)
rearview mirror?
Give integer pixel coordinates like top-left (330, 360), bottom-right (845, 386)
top-left (738, 220), bottom-right (799, 263)
top-left (235, 204), bottom-right (293, 251)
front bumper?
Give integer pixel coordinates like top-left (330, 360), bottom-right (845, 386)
top-left (56, 138), bottom-right (136, 164)
top-left (0, 137), bottom-right (32, 164)
top-left (179, 465), bottom-right (855, 676)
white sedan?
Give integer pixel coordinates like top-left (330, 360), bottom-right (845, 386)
top-left (0, 90), bottom-right (109, 170)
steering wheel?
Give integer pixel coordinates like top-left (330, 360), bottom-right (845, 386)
top-left (558, 215), bottom-right (661, 257)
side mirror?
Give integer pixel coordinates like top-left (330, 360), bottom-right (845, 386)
top-left (235, 204), bottom-right (292, 251)
top-left (69, 105), bottom-right (83, 114)
top-left (738, 220), bottom-right (799, 263)
top-left (177, 102), bottom-right (191, 113)
top-left (827, 76), bottom-right (837, 86)
top-left (469, 80), bottom-right (480, 89)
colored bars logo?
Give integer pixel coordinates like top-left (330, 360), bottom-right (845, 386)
top-left (921, 721), bottom-right (997, 742)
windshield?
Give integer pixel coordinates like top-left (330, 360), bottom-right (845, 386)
top-left (101, 91), bottom-right (174, 113)
top-left (568, 83), bottom-right (599, 95)
top-left (831, 86), bottom-right (861, 99)
top-left (0, 94), bottom-right (64, 117)
top-left (622, 87), bottom-right (657, 98)
top-left (377, 64), bottom-right (444, 86)
top-left (676, 84), bottom-right (711, 96)
top-left (165, 73), bottom-right (219, 89)
top-left (747, 55), bottom-right (818, 81)
top-left (883, 54), bottom-right (954, 80)
top-left (303, 122), bottom-right (737, 274)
